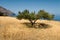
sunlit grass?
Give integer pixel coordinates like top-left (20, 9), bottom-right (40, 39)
top-left (0, 16), bottom-right (60, 40)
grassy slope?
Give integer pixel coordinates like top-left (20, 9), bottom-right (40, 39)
top-left (0, 16), bottom-right (60, 40)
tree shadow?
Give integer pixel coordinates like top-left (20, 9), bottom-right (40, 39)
top-left (38, 23), bottom-right (51, 29)
top-left (22, 22), bottom-right (52, 29)
top-left (22, 22), bottom-right (34, 28)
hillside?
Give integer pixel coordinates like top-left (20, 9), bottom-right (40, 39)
top-left (0, 6), bottom-right (15, 16)
top-left (0, 16), bottom-right (60, 40)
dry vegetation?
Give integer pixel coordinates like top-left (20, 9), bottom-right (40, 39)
top-left (0, 16), bottom-right (60, 40)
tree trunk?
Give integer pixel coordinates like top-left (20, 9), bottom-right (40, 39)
top-left (30, 20), bottom-right (34, 26)
top-left (29, 19), bottom-right (37, 26)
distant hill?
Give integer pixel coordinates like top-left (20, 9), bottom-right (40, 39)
top-left (0, 6), bottom-right (16, 16)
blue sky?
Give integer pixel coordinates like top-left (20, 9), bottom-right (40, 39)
top-left (0, 0), bottom-right (60, 20)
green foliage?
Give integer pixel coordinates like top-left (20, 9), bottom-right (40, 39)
top-left (17, 9), bottom-right (55, 26)
top-left (0, 12), bottom-right (4, 16)
top-left (17, 10), bottom-right (40, 20)
top-left (38, 10), bottom-right (54, 20)
top-left (47, 14), bottom-right (54, 20)
top-left (38, 10), bottom-right (45, 18)
top-left (17, 11), bottom-right (23, 19)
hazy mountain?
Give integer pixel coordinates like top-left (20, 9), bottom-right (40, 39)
top-left (0, 6), bottom-right (15, 16)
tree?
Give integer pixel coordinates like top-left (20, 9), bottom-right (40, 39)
top-left (17, 9), bottom-right (40, 26)
top-left (38, 10), bottom-right (54, 20)
top-left (46, 14), bottom-right (54, 20)
top-left (17, 9), bottom-right (55, 27)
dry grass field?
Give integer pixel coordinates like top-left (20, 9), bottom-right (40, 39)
top-left (0, 16), bottom-right (60, 40)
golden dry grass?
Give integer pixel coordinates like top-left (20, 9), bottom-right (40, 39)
top-left (0, 16), bottom-right (60, 40)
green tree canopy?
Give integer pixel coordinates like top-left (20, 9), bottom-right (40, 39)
top-left (38, 10), bottom-right (54, 20)
top-left (17, 9), bottom-right (55, 26)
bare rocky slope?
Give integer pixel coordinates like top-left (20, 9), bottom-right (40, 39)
top-left (0, 6), bottom-right (15, 16)
top-left (0, 16), bottom-right (60, 40)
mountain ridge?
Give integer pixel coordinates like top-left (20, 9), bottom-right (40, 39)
top-left (0, 6), bottom-right (15, 16)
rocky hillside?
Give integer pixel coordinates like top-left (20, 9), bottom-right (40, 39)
top-left (0, 6), bottom-right (15, 16)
